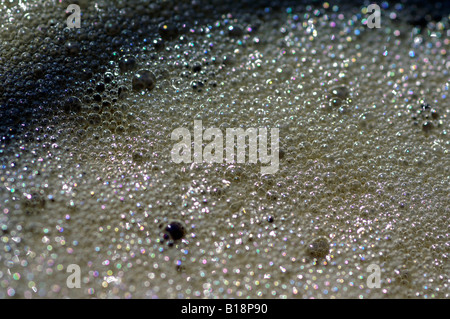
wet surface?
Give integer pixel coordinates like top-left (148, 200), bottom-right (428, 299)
top-left (0, 0), bottom-right (449, 298)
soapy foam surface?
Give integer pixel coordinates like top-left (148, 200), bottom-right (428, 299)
top-left (0, 0), bottom-right (448, 298)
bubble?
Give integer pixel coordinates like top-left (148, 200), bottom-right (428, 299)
top-left (132, 69), bottom-right (156, 91)
top-left (87, 113), bottom-right (101, 126)
top-left (222, 54), bottom-right (236, 66)
top-left (430, 109), bottom-right (439, 119)
top-left (329, 98), bottom-right (343, 108)
top-left (228, 25), bottom-right (243, 37)
top-left (23, 192), bottom-right (46, 214)
top-left (118, 86), bottom-right (129, 99)
top-left (96, 82), bottom-right (106, 93)
top-left (132, 148), bottom-right (150, 162)
top-left (192, 61), bottom-right (202, 72)
top-left (104, 72), bottom-right (114, 83)
top-left (164, 221), bottom-right (186, 241)
top-left (152, 37), bottom-right (165, 51)
top-left (307, 237), bottom-right (330, 259)
top-left (158, 22), bottom-right (179, 40)
top-left (93, 93), bottom-right (102, 102)
top-left (266, 190), bottom-right (279, 201)
top-left (105, 21), bottom-right (120, 36)
top-left (330, 85), bottom-right (349, 100)
top-left (422, 121), bottom-right (433, 132)
top-left (64, 41), bottom-right (80, 55)
top-left (63, 96), bottom-right (82, 112)
top-left (115, 125), bottom-right (125, 134)
top-left (118, 55), bottom-right (137, 73)
top-left (191, 80), bottom-right (204, 91)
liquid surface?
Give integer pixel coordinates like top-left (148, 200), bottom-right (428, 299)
top-left (0, 0), bottom-right (449, 298)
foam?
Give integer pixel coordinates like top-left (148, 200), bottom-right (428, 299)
top-left (0, 0), bottom-right (448, 299)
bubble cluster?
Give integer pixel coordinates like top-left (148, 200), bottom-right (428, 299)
top-left (0, 0), bottom-right (448, 299)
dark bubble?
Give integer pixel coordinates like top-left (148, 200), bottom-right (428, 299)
top-left (132, 69), bottom-right (156, 91)
top-left (65, 41), bottom-right (80, 55)
top-left (191, 80), bottom-right (204, 91)
top-left (96, 82), bottom-right (105, 93)
top-left (132, 148), bottom-right (149, 162)
top-left (23, 192), bottom-right (46, 212)
top-left (431, 109), bottom-right (439, 119)
top-left (118, 55), bottom-right (137, 73)
top-left (228, 25), bottom-right (243, 37)
top-left (307, 237), bottom-right (330, 259)
top-left (87, 113), bottom-right (101, 125)
top-left (192, 61), bottom-right (202, 72)
top-left (118, 86), bottom-right (129, 99)
top-left (222, 54), bottom-right (236, 65)
top-left (165, 221), bottom-right (186, 240)
top-left (266, 190), bottom-right (278, 201)
top-left (152, 37), bottom-right (165, 51)
top-left (33, 63), bottom-right (44, 77)
top-left (63, 96), bottom-right (82, 112)
top-left (329, 98), bottom-right (342, 108)
top-left (80, 68), bottom-right (93, 80)
top-left (158, 22), bottom-right (179, 40)
top-left (105, 21), bottom-right (120, 36)
top-left (104, 72), bottom-right (114, 83)
top-left (93, 93), bottom-right (102, 102)
top-left (330, 85), bottom-right (349, 100)
top-left (422, 121), bottom-right (433, 132)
